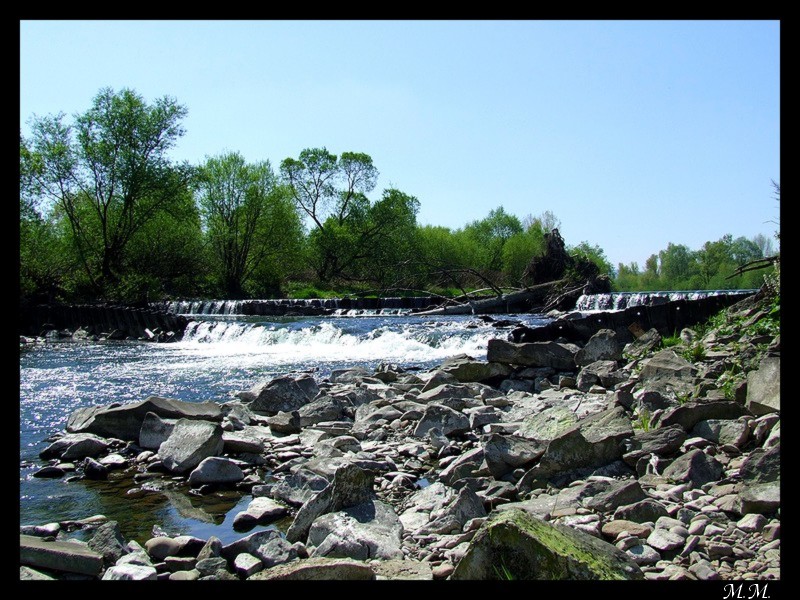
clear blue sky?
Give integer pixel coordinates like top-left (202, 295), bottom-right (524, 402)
top-left (20, 20), bottom-right (780, 268)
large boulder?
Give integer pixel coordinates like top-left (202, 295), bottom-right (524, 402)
top-left (739, 446), bottom-right (780, 484)
top-left (39, 433), bottom-right (109, 460)
top-left (87, 521), bottom-right (127, 565)
top-left (139, 412), bottom-right (176, 450)
top-left (655, 401), bottom-right (749, 432)
top-left (233, 497), bottom-right (289, 531)
top-left (576, 360), bottom-right (625, 392)
top-left (158, 419), bottom-right (224, 474)
top-left (399, 482), bottom-right (486, 535)
top-left (450, 510), bottom-right (643, 580)
top-left (298, 396), bottom-right (348, 427)
top-left (483, 434), bottom-right (546, 478)
top-left (622, 424), bottom-right (686, 465)
top-left (516, 406), bottom-right (579, 441)
top-left (20, 535), bottom-right (104, 576)
top-left (238, 375), bottom-right (319, 415)
top-left (248, 557), bottom-right (375, 580)
top-left (487, 339), bottom-right (577, 370)
top-left (187, 456), bottom-right (245, 486)
top-left (575, 329), bottom-right (622, 366)
top-left (662, 449), bottom-right (723, 487)
top-left (439, 355), bottom-right (512, 383)
top-left (412, 404), bottom-right (470, 438)
top-left (692, 418), bottom-right (750, 448)
top-left (746, 357), bottom-right (780, 415)
top-left (639, 349), bottom-right (696, 382)
top-left (307, 500), bottom-right (404, 560)
top-left (67, 396), bottom-right (222, 441)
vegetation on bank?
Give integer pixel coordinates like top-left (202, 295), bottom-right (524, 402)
top-left (20, 87), bottom-right (779, 305)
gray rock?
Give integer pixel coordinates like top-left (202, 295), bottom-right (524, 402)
top-left (655, 401), bottom-right (749, 432)
top-left (646, 529), bottom-right (684, 552)
top-left (639, 349), bottom-right (696, 381)
top-left (577, 360), bottom-right (625, 392)
top-left (692, 419), bottom-right (750, 448)
top-left (372, 559), bottom-right (434, 580)
top-left (633, 389), bottom-right (675, 413)
top-left (169, 569), bottom-right (200, 580)
top-left (298, 396), bottom-right (347, 427)
top-left (622, 425), bottom-right (687, 465)
top-left (187, 456), bottom-right (244, 486)
top-left (451, 510), bottom-right (643, 580)
top-left (625, 544), bottom-right (661, 565)
top-left (265, 410), bottom-right (302, 434)
top-left (222, 425), bottom-right (273, 454)
top-left (248, 557), bottom-right (375, 580)
top-left (614, 499), bottom-right (670, 523)
top-left (239, 375), bottom-right (319, 415)
top-left (195, 556), bottom-right (228, 576)
top-left (20, 534), bottom-right (103, 576)
top-left (439, 447), bottom-right (485, 485)
top-left (575, 329), bottom-right (622, 366)
top-left (351, 403), bottom-right (403, 437)
top-left (20, 566), bottom-right (55, 580)
top-left (483, 434), bottom-right (546, 478)
top-left (487, 339), bottom-right (577, 370)
top-left (739, 445), bottom-right (780, 484)
top-left (39, 433), bottom-right (109, 461)
top-left (98, 453), bottom-right (127, 469)
top-left (500, 379), bottom-right (536, 394)
top-left (623, 328), bottom-right (662, 359)
top-left (746, 357), bottom-right (780, 415)
top-left (736, 513), bottom-right (767, 532)
top-left (33, 466), bottom-right (65, 478)
top-left (739, 482), bottom-right (780, 514)
top-left (308, 499), bottom-right (404, 560)
top-left (251, 533), bottom-right (299, 568)
top-left (689, 559), bottom-right (720, 580)
top-left (271, 467), bottom-right (331, 507)
top-left (233, 552), bottom-right (263, 577)
top-left (286, 463), bottom-right (375, 543)
top-left (144, 536), bottom-right (200, 561)
top-left (662, 449), bottom-right (723, 487)
top-left (139, 412), bottom-right (176, 450)
top-left (196, 536), bottom-right (222, 561)
top-left (439, 355), bottom-right (512, 382)
top-left (159, 419), bottom-right (224, 474)
top-left (83, 457), bottom-right (109, 480)
top-left (67, 396), bottom-right (222, 441)
top-left (87, 521), bottom-right (127, 565)
top-left (102, 564), bottom-right (158, 580)
top-left (412, 403), bottom-right (470, 438)
top-left (516, 406), bottom-right (579, 441)
top-left (582, 479), bottom-right (646, 513)
top-left (233, 497), bottom-right (288, 530)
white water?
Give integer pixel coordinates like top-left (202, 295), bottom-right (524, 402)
top-left (575, 290), bottom-right (757, 312)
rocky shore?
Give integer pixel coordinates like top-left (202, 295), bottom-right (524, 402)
top-left (20, 294), bottom-right (780, 581)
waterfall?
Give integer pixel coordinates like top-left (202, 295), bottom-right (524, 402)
top-left (575, 290), bottom-right (758, 312)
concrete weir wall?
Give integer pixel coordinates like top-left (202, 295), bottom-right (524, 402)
top-left (19, 304), bottom-right (189, 339)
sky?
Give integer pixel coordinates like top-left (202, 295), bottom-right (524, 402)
top-left (19, 20), bottom-right (780, 268)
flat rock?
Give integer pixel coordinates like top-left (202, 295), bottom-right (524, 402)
top-left (646, 529), bottom-right (684, 552)
top-left (640, 349), bottom-right (696, 381)
top-left (739, 445), bottom-right (780, 484)
top-left (39, 433), bottom-right (109, 460)
top-left (412, 403), bottom-right (470, 438)
top-left (487, 339), bottom-right (577, 370)
top-left (655, 401), bottom-right (748, 432)
top-left (625, 544), bottom-right (661, 565)
top-left (20, 566), bottom-right (56, 580)
top-left (233, 497), bottom-right (289, 530)
top-left (622, 425), bottom-right (686, 465)
top-left (188, 456), bottom-right (245, 486)
top-left (483, 434), bottom-right (546, 478)
top-left (249, 557), bottom-right (375, 580)
top-left (102, 564), bottom-right (158, 580)
top-left (692, 419), bottom-right (750, 448)
top-left (746, 357), bottom-right (780, 415)
top-left (87, 520), bottom-right (127, 565)
top-left (239, 375), bottom-right (319, 415)
top-left (139, 412), bottom-right (176, 450)
top-left (439, 355), bottom-right (512, 383)
top-left (308, 500), bottom-right (404, 560)
top-left (234, 552), bottom-right (263, 577)
top-left (662, 449), bottom-right (723, 487)
top-left (159, 419), bottom-right (224, 474)
top-left (516, 406), bottom-right (578, 441)
top-left (601, 520), bottom-right (653, 539)
top-left (372, 559), bottom-right (434, 580)
top-left (451, 510), bottom-right (643, 580)
top-left (20, 534), bottom-right (103, 576)
top-left (739, 482), bottom-right (780, 515)
top-left (613, 499), bottom-right (670, 523)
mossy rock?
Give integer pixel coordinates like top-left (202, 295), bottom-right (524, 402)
top-left (451, 509), bottom-right (643, 580)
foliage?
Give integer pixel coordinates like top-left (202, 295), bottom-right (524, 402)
top-left (634, 409), bottom-right (652, 432)
top-left (661, 335), bottom-right (681, 348)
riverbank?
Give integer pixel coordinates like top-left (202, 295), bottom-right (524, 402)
top-left (20, 292), bottom-right (779, 581)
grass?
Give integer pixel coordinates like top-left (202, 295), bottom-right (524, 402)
top-left (682, 343), bottom-right (707, 362)
top-left (661, 334), bottom-right (682, 348)
top-left (634, 409), bottom-right (652, 432)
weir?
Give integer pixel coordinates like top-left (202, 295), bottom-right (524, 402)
top-left (151, 297), bottom-right (443, 316)
top-left (574, 289), bottom-right (758, 312)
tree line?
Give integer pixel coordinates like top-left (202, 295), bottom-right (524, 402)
top-left (19, 87), bottom-right (777, 305)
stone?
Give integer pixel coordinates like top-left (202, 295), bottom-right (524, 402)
top-left (625, 544), bottom-right (661, 565)
top-left (20, 534), bottom-right (103, 576)
top-left (746, 357), bottom-right (780, 415)
top-left (139, 412), bottom-right (176, 450)
top-left (655, 401), bottom-right (748, 432)
top-left (487, 339), bottom-right (577, 370)
top-left (624, 328), bottom-right (662, 358)
top-left (20, 566), bottom-right (56, 580)
top-left (601, 520), bottom-right (652, 540)
top-left (662, 449), bottom-right (723, 487)
top-left (371, 559), bottom-right (434, 580)
top-left (196, 556), bottom-right (228, 576)
top-left (98, 453), bottom-right (127, 469)
top-left (158, 419), bottom-right (224, 474)
top-left (145, 536), bottom-right (189, 561)
top-left (67, 396), bottom-right (222, 441)
top-left (33, 466), bottom-right (65, 478)
top-left (739, 446), bottom-right (780, 484)
top-left (234, 552), bottom-right (263, 577)
top-left (169, 569), bottom-right (200, 580)
top-left (233, 497), bottom-right (289, 530)
top-left (39, 433), bottom-right (109, 460)
top-left (577, 360), bottom-right (625, 392)
top-left (266, 410), bottom-right (302, 434)
top-left (400, 483), bottom-right (486, 534)
top-left (689, 559), bottom-right (720, 580)
top-left (516, 406), bottom-right (579, 441)
top-left (575, 329), bottom-right (622, 366)
top-left (582, 479), bottom-right (646, 514)
top-left (739, 482), bottom-right (780, 514)
top-left (87, 521), bottom-right (127, 565)
top-left (196, 536), bottom-right (222, 561)
top-left (298, 396), bottom-right (347, 427)
top-left (640, 349), bottom-right (696, 381)
top-left (102, 564), bottom-right (158, 580)
top-left (412, 403), bottom-right (470, 438)
top-left (222, 425), bottom-right (273, 454)
top-left (286, 463), bottom-right (375, 543)
top-left (249, 557), bottom-right (375, 580)
top-left (83, 457), bottom-right (108, 480)
top-left (271, 467), bottom-right (331, 507)
top-left (450, 510), bottom-right (643, 580)
top-left (187, 456), bottom-right (244, 486)
top-left (622, 425), bottom-right (686, 465)
top-left (308, 499), bottom-right (404, 560)
top-left (438, 447), bottom-right (485, 485)
top-left (239, 375), bottom-right (319, 415)
top-left (761, 522), bottom-right (780, 541)
top-left (646, 529), bottom-right (684, 552)
top-left (613, 499), bottom-right (670, 523)
top-left (483, 434), bottom-right (546, 478)
top-left (692, 419), bottom-right (750, 448)
top-left (439, 355), bottom-right (512, 383)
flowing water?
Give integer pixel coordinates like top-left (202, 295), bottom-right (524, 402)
top-left (19, 312), bottom-right (550, 543)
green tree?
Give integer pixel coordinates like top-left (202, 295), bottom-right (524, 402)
top-left (22, 87), bottom-right (191, 296)
top-left (463, 207), bottom-right (523, 274)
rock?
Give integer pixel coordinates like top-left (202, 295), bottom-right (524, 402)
top-left (33, 466), bottom-right (65, 478)
top-left (196, 537), bottom-right (222, 561)
top-left (739, 446), bottom-right (780, 484)
top-left (439, 355), bottom-right (512, 382)
top-left (582, 479), bottom-right (646, 513)
top-left (233, 497), bottom-right (289, 530)
top-left (399, 483), bottom-right (486, 534)
top-left (139, 412), bottom-right (176, 450)
top-left (87, 521), bottom-right (127, 565)
top-left (746, 357), bottom-right (780, 415)
top-left (625, 544), bottom-right (661, 565)
top-left (102, 564), bottom-right (158, 580)
top-left (655, 401), bottom-right (748, 432)
top-left (622, 425), bottom-right (686, 465)
top-left (739, 482), bottom-right (780, 514)
top-left (308, 500), bottom-right (404, 560)
top-left (98, 453), bottom-right (127, 469)
top-left (222, 425), bottom-right (272, 454)
top-left (266, 410), bottom-right (302, 434)
top-left (67, 396), bottom-right (222, 441)
top-left (450, 510), bottom-right (643, 580)
top-left (351, 403), bottom-right (403, 437)
top-left (576, 360), bottom-right (626, 392)
top-left (646, 529), bottom-right (684, 552)
top-left (20, 534), bottom-right (103, 576)
top-left (689, 559), bottom-right (720, 580)
top-left (298, 396), bottom-right (347, 427)
top-left (19, 566), bottom-right (55, 580)
top-left (500, 379), bottom-right (536, 394)
top-left (613, 499), bottom-right (670, 523)
top-left (158, 419), bottom-right (224, 474)
top-left (372, 559), bottom-right (434, 580)
top-left (83, 457), bottom-right (109, 480)
top-left (412, 404), bottom-right (470, 438)
top-left (439, 447), bottom-right (485, 485)
top-left (762, 522), bottom-right (780, 541)
top-left (575, 329), bottom-right (622, 366)
top-left (39, 433), bottom-right (109, 460)
top-left (248, 557), bottom-right (375, 580)
top-left (483, 434), bottom-right (546, 478)
top-left (601, 520), bottom-right (652, 540)
top-left (639, 349), bottom-right (696, 381)
top-left (196, 556), bottom-right (228, 576)
top-left (633, 388), bottom-right (675, 413)
top-left (516, 406), bottom-right (578, 441)
top-left (169, 569), bottom-right (200, 580)
top-left (286, 463), bottom-right (375, 543)
top-left (234, 552), bottom-right (263, 577)
top-left (271, 467), bottom-right (331, 507)
top-left (239, 375), bottom-right (319, 415)
top-left (487, 339), bottom-right (577, 370)
top-left (662, 449), bottom-right (723, 487)
top-left (692, 419), bottom-right (749, 448)
top-left (187, 456), bottom-right (244, 486)
top-left (736, 513), bottom-right (767, 532)
top-left (144, 536), bottom-right (202, 561)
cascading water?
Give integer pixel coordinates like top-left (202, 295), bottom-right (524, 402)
top-left (574, 290), bottom-right (757, 312)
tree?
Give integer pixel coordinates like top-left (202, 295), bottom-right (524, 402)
top-left (463, 207), bottom-right (523, 274)
top-left (22, 87), bottom-right (191, 296)
top-left (197, 152), bottom-right (302, 298)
